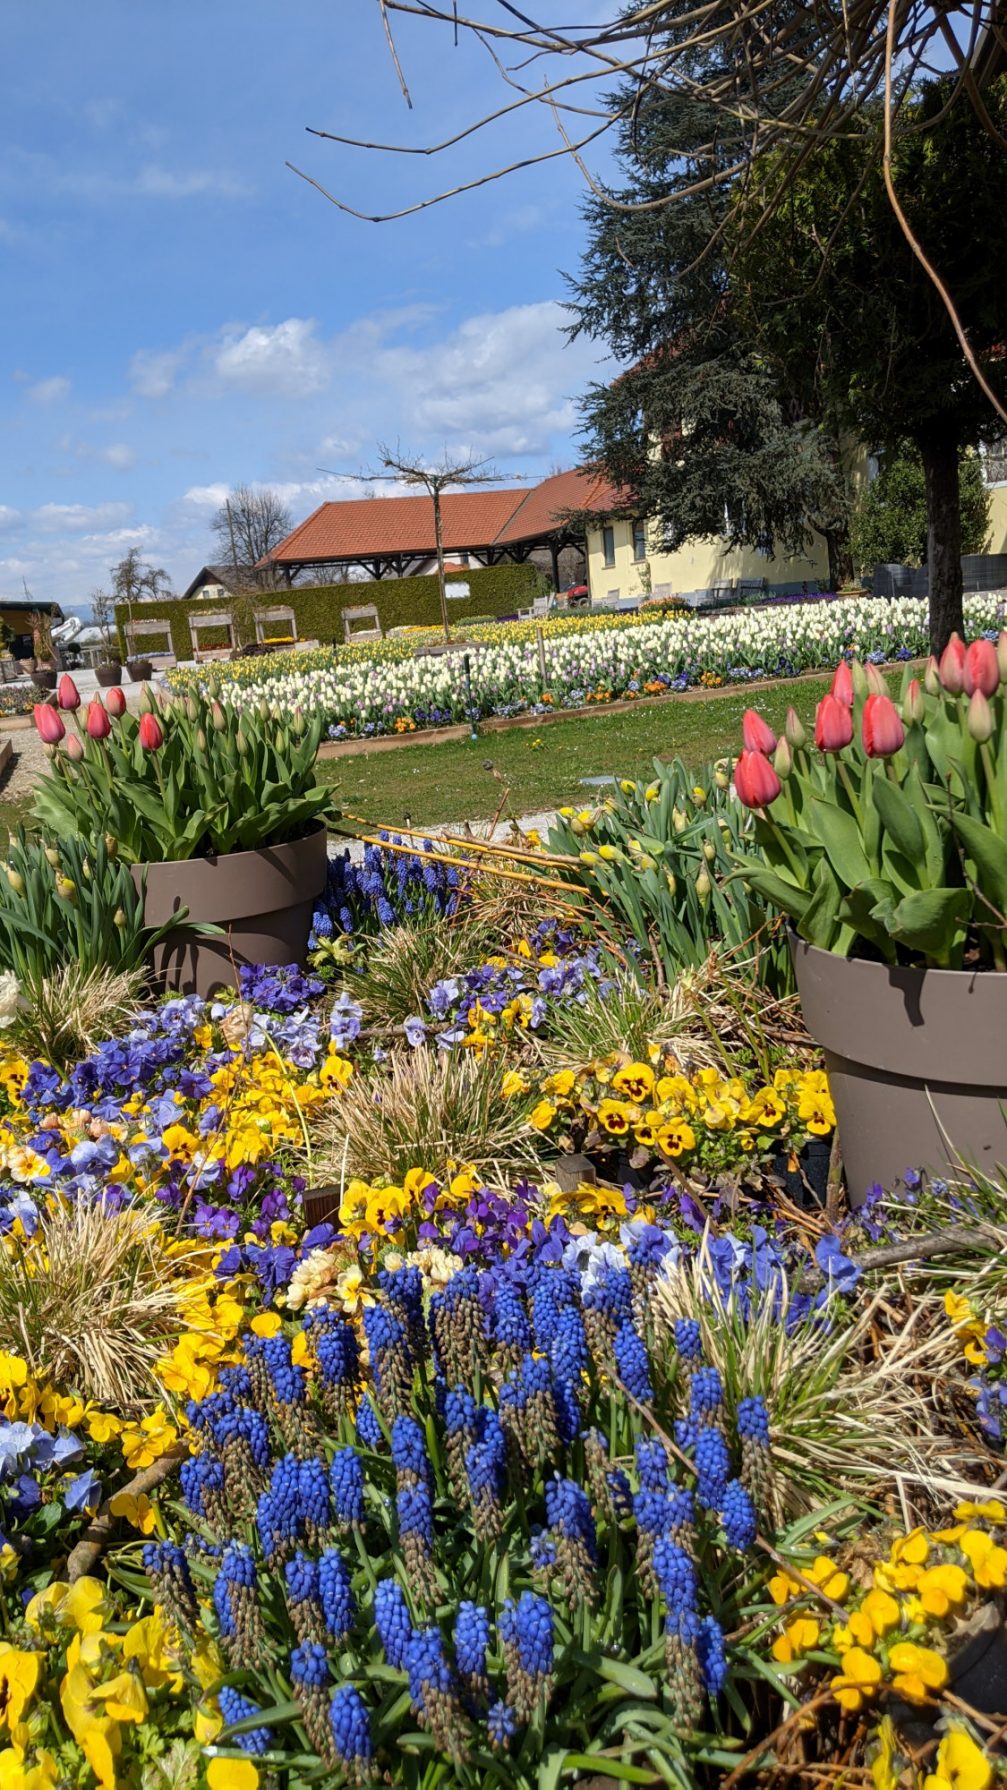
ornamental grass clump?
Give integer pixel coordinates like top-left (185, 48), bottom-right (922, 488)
top-left (731, 637), bottom-right (1007, 968)
top-left (31, 676), bottom-right (335, 862)
top-left (163, 1252), bottom-right (799, 1787)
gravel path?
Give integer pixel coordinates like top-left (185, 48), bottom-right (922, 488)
top-left (1, 727), bottom-right (50, 803)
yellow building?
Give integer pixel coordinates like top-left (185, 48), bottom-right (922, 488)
top-left (584, 514), bottom-right (831, 606)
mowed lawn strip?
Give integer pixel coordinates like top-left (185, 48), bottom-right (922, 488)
top-left (321, 668), bottom-right (903, 829)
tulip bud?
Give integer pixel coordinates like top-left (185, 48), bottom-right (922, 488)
top-left (831, 661), bottom-right (854, 707)
top-left (696, 867), bottom-right (711, 901)
top-left (196, 728), bottom-right (207, 751)
top-left (86, 700), bottom-right (111, 741)
top-left (774, 735), bottom-right (793, 779)
top-left (64, 732), bottom-right (84, 762)
top-left (138, 712), bottom-right (164, 751)
top-left (692, 786), bottom-right (707, 806)
top-left (964, 638), bottom-right (999, 698)
top-left (55, 876), bottom-right (78, 905)
top-left (6, 868), bottom-right (23, 895)
top-left (742, 707), bottom-right (777, 754)
top-left (235, 728), bottom-right (247, 754)
top-left (113, 907), bottom-right (127, 928)
top-left (939, 633), bottom-right (966, 694)
top-left (815, 694), bottom-right (854, 752)
top-left (579, 850), bottom-right (598, 866)
top-left (713, 767), bottom-right (730, 790)
top-left (210, 701), bottom-right (226, 731)
top-left (865, 661), bottom-right (887, 696)
top-left (784, 707), bottom-right (806, 749)
top-left (997, 630), bottom-right (1007, 685)
top-left (138, 684), bottom-right (153, 712)
top-left (901, 678), bottom-right (924, 725)
top-left (259, 698), bottom-right (270, 722)
top-left (33, 703), bottom-right (65, 746)
top-left (44, 847), bottom-right (60, 869)
top-left (734, 749), bottom-right (783, 809)
top-left (924, 656), bottom-right (941, 696)
top-left (862, 693), bottom-right (905, 758)
top-left (57, 673), bottom-right (80, 711)
top-left (104, 686), bottom-right (127, 718)
top-left (104, 833), bottom-right (118, 859)
top-left (186, 696), bottom-right (199, 723)
top-left (967, 688), bottom-right (994, 743)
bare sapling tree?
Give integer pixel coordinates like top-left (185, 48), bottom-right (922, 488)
top-left (212, 486), bottom-right (294, 583)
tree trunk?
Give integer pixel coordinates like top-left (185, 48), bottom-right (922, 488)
top-left (918, 429), bottom-right (963, 655)
top-left (824, 528), bottom-right (854, 592)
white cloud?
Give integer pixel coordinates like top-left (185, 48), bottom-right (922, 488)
top-left (180, 483), bottom-right (231, 509)
top-left (129, 344), bottom-right (191, 398)
top-left (97, 443), bottom-right (135, 470)
top-left (0, 507), bottom-right (21, 532)
top-left (33, 502), bottom-right (130, 532)
top-left (27, 375), bottom-right (70, 405)
top-left (213, 319), bottom-right (332, 398)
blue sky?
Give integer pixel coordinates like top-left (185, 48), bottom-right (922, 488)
top-left (1, 1), bottom-right (614, 606)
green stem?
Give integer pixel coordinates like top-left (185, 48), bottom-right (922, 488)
top-left (835, 758), bottom-right (861, 824)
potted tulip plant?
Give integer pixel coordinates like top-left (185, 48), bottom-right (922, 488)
top-left (30, 676), bottom-right (335, 995)
top-left (730, 635), bottom-right (1007, 1200)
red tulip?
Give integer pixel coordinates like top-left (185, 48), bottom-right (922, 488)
top-left (964, 637), bottom-right (999, 698)
top-left (104, 686), bottom-right (127, 718)
top-left (741, 708), bottom-right (777, 754)
top-left (830, 661), bottom-right (854, 707)
top-left (862, 692), bottom-right (905, 758)
top-left (814, 693), bottom-right (854, 752)
top-left (138, 712), bottom-right (164, 751)
top-left (85, 700), bottom-right (111, 741)
top-left (57, 673), bottom-right (80, 711)
top-left (64, 732), bottom-right (84, 762)
top-left (938, 633), bottom-right (966, 694)
top-left (734, 749), bottom-right (782, 809)
top-left (33, 703), bottom-right (65, 745)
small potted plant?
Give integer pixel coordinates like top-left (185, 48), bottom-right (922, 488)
top-left (30, 680), bottom-right (335, 995)
top-left (729, 638), bottom-right (1007, 1200)
top-left (126, 653), bottom-right (153, 682)
top-left (29, 611), bottom-right (57, 691)
top-left (96, 651), bottom-right (123, 688)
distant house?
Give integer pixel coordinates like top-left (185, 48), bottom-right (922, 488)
top-left (181, 565), bottom-right (261, 603)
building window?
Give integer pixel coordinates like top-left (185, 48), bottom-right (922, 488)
top-left (602, 524), bottom-right (615, 567)
top-left (632, 518), bottom-right (647, 561)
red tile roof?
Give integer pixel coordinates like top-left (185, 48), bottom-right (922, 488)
top-left (264, 469), bottom-right (629, 567)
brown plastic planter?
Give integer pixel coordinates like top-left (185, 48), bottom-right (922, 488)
top-left (791, 934), bottom-right (1007, 1204)
top-left (134, 823), bottom-right (328, 997)
top-left (96, 663), bottom-right (123, 688)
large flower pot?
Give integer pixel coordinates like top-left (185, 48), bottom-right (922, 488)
top-left (96, 663), bottom-right (123, 688)
top-left (133, 824), bottom-right (329, 998)
top-left (790, 934), bottom-right (1007, 1204)
top-left (30, 668), bottom-right (56, 692)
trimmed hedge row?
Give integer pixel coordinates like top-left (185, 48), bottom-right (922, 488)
top-left (115, 563), bottom-right (544, 658)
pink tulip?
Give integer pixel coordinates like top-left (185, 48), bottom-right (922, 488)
top-left (138, 712), bottom-right (164, 751)
top-left (864, 662), bottom-right (887, 697)
top-left (86, 700), bottom-right (111, 741)
top-left (815, 693), bottom-right (854, 752)
top-left (967, 689), bottom-right (994, 743)
top-left (104, 686), bottom-right (127, 718)
top-left (57, 673), bottom-right (80, 711)
top-left (64, 732), bottom-right (84, 762)
top-left (33, 703), bottom-right (65, 745)
top-left (862, 692), bottom-right (905, 758)
top-left (741, 708), bottom-right (777, 754)
top-left (964, 638), bottom-right (999, 698)
top-left (734, 749), bottom-right (782, 809)
top-left (938, 633), bottom-right (966, 694)
top-left (830, 661), bottom-right (854, 707)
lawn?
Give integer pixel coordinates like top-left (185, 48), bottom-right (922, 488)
top-left (321, 668), bottom-right (903, 829)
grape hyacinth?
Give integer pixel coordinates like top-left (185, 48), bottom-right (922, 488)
top-left (330, 1446), bottom-right (366, 1528)
top-left (213, 1539), bottom-right (265, 1667)
top-left (374, 1578), bottom-right (414, 1670)
top-left (317, 1546), bottom-right (356, 1643)
top-left (464, 1407), bottom-right (507, 1541)
top-left (737, 1394), bottom-right (772, 1509)
top-left (499, 1591), bottom-right (554, 1722)
top-left (544, 1474), bottom-right (598, 1608)
top-left (721, 1478), bottom-right (758, 1550)
top-left (454, 1600), bottom-right (491, 1694)
top-left (284, 1550), bottom-right (325, 1644)
top-left (218, 1686), bottom-right (273, 1756)
top-left (142, 1539), bottom-right (197, 1632)
top-left (652, 1536), bottom-right (704, 1727)
top-left (363, 1303), bottom-right (413, 1418)
top-left (406, 1625), bottom-right (470, 1763)
top-left (291, 1640), bottom-right (336, 1765)
top-left (329, 1684), bottom-right (376, 1785)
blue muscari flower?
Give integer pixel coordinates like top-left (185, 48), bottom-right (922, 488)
top-left (298, 1456), bottom-right (331, 1529)
top-left (737, 1395), bottom-right (770, 1446)
top-left (613, 1321), bottom-right (654, 1401)
top-left (355, 1395), bottom-right (384, 1450)
top-left (363, 1303), bottom-right (411, 1395)
top-left (653, 1536), bottom-right (698, 1638)
top-left (530, 1531), bottom-right (559, 1570)
top-left (407, 1625), bottom-right (454, 1712)
top-left (635, 1437), bottom-right (669, 1492)
top-left (445, 1386), bottom-right (478, 1438)
top-left (374, 1579), bottom-right (414, 1669)
top-left (262, 1334), bottom-right (306, 1405)
top-left (257, 1453), bottom-right (301, 1558)
top-left (689, 1366), bottom-right (723, 1419)
top-left (465, 1409), bottom-right (507, 1501)
top-left (529, 1267), bottom-right (577, 1350)
top-left (550, 1305), bottom-right (588, 1381)
top-left (291, 1640), bottom-right (330, 1688)
top-left (500, 1592), bottom-right (554, 1677)
top-left (694, 1427), bottom-right (731, 1509)
top-left (330, 1447), bottom-right (366, 1524)
top-left (179, 1452), bottom-right (224, 1519)
top-left (285, 1551), bottom-right (319, 1606)
top-left (315, 1317), bottom-right (360, 1390)
top-left (391, 1415), bottom-right (430, 1484)
top-left (582, 1265), bottom-right (633, 1323)
top-left (218, 1686), bottom-right (272, 1755)
top-left (545, 1475), bottom-right (597, 1557)
top-left (674, 1318), bottom-right (703, 1360)
top-left (608, 1468), bottom-right (633, 1516)
top-left (318, 1548), bottom-right (355, 1640)
top-left (380, 1264), bottom-right (425, 1340)
top-left (624, 1221), bottom-right (674, 1270)
top-left (329, 1684), bottom-right (373, 1767)
top-left (633, 1487), bottom-right (672, 1535)
top-left (397, 1481), bottom-right (434, 1546)
top-left (697, 1614), bottom-right (728, 1693)
top-left (454, 1601), bottom-right (490, 1679)
top-left (487, 1699), bottom-right (518, 1748)
top-left (667, 1487), bottom-right (695, 1533)
top-left (552, 1376), bottom-right (582, 1446)
top-left (721, 1479), bottom-right (758, 1550)
top-left (493, 1281), bottom-right (532, 1353)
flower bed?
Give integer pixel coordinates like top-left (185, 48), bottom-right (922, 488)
top-left (1, 819), bottom-right (1006, 1789)
top-left (171, 594), bottom-right (1006, 742)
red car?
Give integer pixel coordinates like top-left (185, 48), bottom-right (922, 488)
top-left (565, 582), bottom-right (590, 606)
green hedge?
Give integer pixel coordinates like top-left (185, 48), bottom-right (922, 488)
top-left (115, 564), bottom-right (543, 659)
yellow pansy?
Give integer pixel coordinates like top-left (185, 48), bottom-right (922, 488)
top-left (771, 1616), bottom-right (820, 1663)
top-left (501, 1070), bottom-right (530, 1098)
top-left (887, 1640), bottom-right (948, 1703)
top-left (85, 1410), bottom-right (123, 1444)
top-left (249, 1310), bottom-right (283, 1338)
top-left (195, 1701), bottom-right (224, 1743)
top-left (0, 1648), bottom-right (42, 1734)
top-left (0, 1747), bottom-right (59, 1789)
top-left (658, 1118), bottom-right (697, 1158)
top-left (871, 1716), bottom-right (902, 1790)
top-left (529, 1099), bottom-right (557, 1132)
top-left (319, 1052), bottom-right (353, 1091)
top-left (120, 1407), bottom-right (178, 1471)
top-left (90, 1670), bottom-right (148, 1723)
top-left (923, 1728), bottom-right (994, 1790)
top-left (107, 1491), bottom-right (156, 1535)
top-left (955, 1498), bottom-right (1005, 1523)
top-left (63, 1579), bottom-right (108, 1636)
top-left (59, 1666), bottom-right (120, 1787)
top-left (333, 1264), bottom-right (374, 1316)
top-left (610, 1062), bottom-right (655, 1104)
top-left (208, 1760), bottom-right (259, 1790)
top-left (831, 1646), bottom-right (882, 1711)
top-left (917, 1562), bottom-right (969, 1616)
top-left (0, 1355), bottom-right (28, 1419)
top-left (959, 1529), bottom-right (1007, 1589)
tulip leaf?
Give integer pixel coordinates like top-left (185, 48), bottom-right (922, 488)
top-left (949, 812), bottom-right (1007, 924)
top-left (808, 796), bottom-right (873, 891)
top-left (872, 774), bottom-right (924, 866)
top-left (883, 886), bottom-right (969, 965)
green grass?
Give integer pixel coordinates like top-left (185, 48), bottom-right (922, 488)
top-left (322, 670), bottom-right (903, 829)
